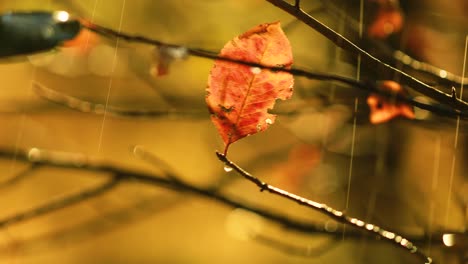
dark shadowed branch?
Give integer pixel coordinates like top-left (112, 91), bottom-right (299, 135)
top-left (0, 146), bottom-right (464, 261)
top-left (265, 0), bottom-right (468, 112)
top-left (314, 0), bottom-right (468, 90)
top-left (81, 19), bottom-right (468, 120)
top-left (0, 175), bottom-right (119, 228)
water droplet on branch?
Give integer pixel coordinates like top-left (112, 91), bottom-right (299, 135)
top-left (150, 45), bottom-right (188, 76)
top-left (28, 147), bottom-right (42, 161)
top-left (224, 165), bottom-right (233, 172)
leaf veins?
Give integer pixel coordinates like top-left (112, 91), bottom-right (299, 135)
top-left (206, 22), bottom-right (294, 155)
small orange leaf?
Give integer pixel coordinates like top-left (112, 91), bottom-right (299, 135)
top-left (367, 80), bottom-right (415, 124)
top-left (206, 22), bottom-right (294, 155)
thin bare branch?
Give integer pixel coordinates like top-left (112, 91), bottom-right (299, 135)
top-left (81, 20), bottom-right (468, 120)
top-left (0, 147), bottom-right (455, 249)
top-left (0, 177), bottom-right (119, 228)
top-left (316, 0), bottom-right (468, 90)
top-left (32, 81), bottom-right (207, 119)
top-left (0, 164), bottom-right (37, 189)
top-left (32, 70), bottom-right (468, 121)
top-left (216, 151), bottom-right (433, 264)
top-left (0, 194), bottom-right (183, 256)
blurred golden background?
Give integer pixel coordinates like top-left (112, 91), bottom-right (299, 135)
top-left (0, 0), bottom-right (466, 263)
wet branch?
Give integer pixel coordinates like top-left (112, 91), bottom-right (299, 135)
top-left (81, 20), bottom-right (468, 120)
top-left (32, 70), bottom-right (468, 122)
top-left (0, 164), bottom-right (37, 189)
top-left (265, 0), bottom-right (468, 112)
top-left (32, 81), bottom-right (208, 119)
top-left (216, 152), bottom-right (433, 264)
top-left (315, 0), bottom-right (468, 90)
top-left (0, 147), bottom-right (457, 256)
top-left (0, 176), bottom-right (119, 228)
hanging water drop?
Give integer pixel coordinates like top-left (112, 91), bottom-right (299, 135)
top-left (224, 165), bottom-right (233, 172)
top-left (265, 118), bottom-right (273, 125)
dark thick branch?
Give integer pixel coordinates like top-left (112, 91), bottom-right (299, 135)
top-left (315, 0), bottom-right (468, 91)
top-left (265, 0), bottom-right (468, 111)
top-left (82, 20), bottom-right (468, 120)
top-left (0, 147), bottom-right (457, 251)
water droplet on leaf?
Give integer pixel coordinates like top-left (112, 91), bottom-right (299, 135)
top-left (224, 165), bottom-right (233, 172)
top-left (250, 67), bottom-right (261, 74)
top-left (256, 123), bottom-right (262, 132)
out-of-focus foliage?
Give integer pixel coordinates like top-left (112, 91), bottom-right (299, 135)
top-left (0, 0), bottom-right (466, 263)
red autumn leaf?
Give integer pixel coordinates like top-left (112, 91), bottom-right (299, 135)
top-left (206, 22), bottom-right (294, 155)
top-left (367, 80), bottom-right (415, 124)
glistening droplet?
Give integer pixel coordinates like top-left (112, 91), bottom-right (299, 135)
top-left (250, 67), bottom-right (261, 74)
top-left (256, 123), bottom-right (262, 132)
top-left (265, 118), bottom-right (273, 125)
top-left (224, 165), bottom-right (233, 172)
top-left (28, 147), bottom-right (41, 161)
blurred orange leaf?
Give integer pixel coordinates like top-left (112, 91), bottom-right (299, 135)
top-left (367, 80), bottom-right (415, 124)
top-left (367, 0), bottom-right (404, 39)
top-left (206, 22), bottom-right (294, 155)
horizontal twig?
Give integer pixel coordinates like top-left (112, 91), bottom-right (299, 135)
top-left (0, 176), bottom-right (119, 228)
top-left (81, 20), bottom-right (468, 120)
top-left (0, 147), bottom-right (456, 249)
top-left (32, 81), bottom-right (208, 119)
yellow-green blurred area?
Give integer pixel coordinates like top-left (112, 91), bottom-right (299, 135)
top-left (0, 0), bottom-right (466, 263)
